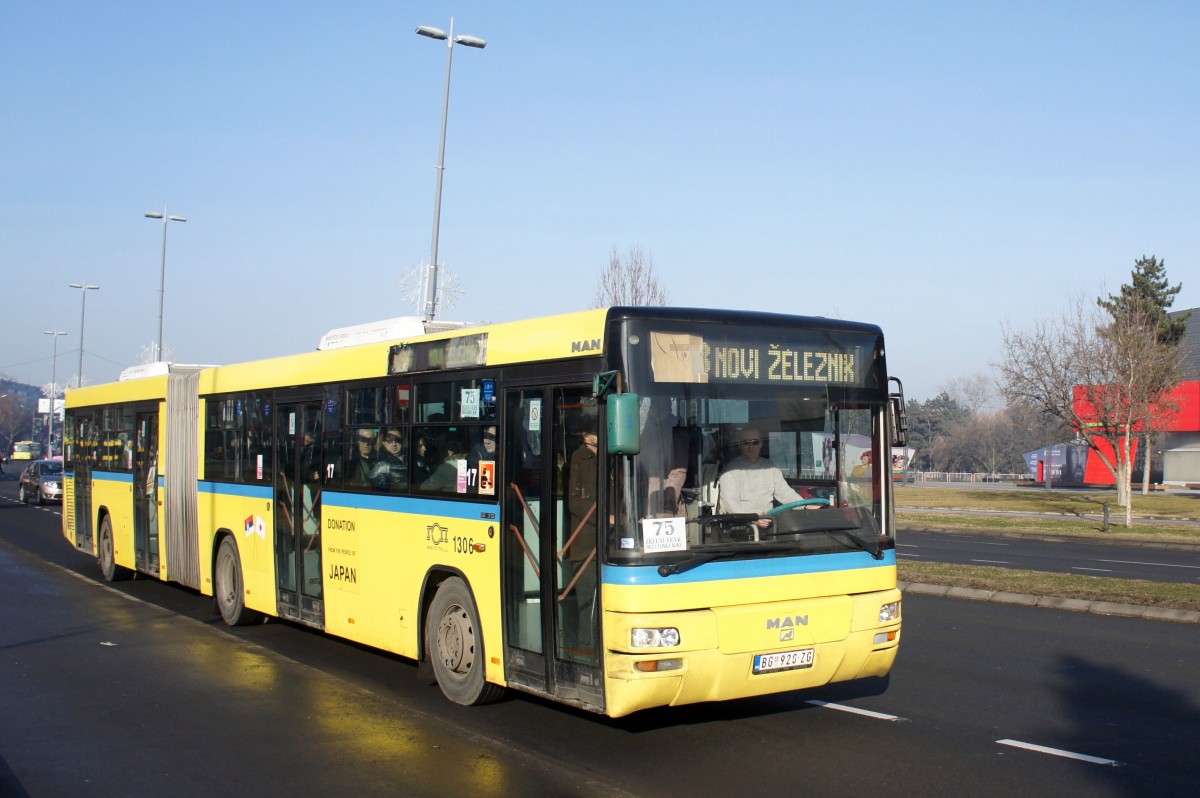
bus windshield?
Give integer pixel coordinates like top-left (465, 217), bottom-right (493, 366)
top-left (608, 318), bottom-right (891, 569)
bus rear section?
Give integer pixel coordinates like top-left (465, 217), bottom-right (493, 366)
top-left (11, 441), bottom-right (42, 461)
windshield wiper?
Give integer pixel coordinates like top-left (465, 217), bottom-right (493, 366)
top-left (827, 529), bottom-right (884, 560)
top-left (657, 542), bottom-right (797, 577)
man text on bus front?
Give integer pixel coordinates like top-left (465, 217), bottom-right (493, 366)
top-left (715, 427), bottom-right (801, 528)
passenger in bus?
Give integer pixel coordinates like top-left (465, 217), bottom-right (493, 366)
top-left (639, 397), bottom-right (689, 515)
top-left (345, 428), bottom-right (380, 486)
top-left (421, 436), bottom-right (467, 493)
top-left (716, 426), bottom-right (801, 528)
top-left (300, 465), bottom-right (323, 598)
top-left (373, 427), bottom-right (407, 491)
top-left (469, 425), bottom-right (497, 469)
top-left (564, 421), bottom-right (599, 654)
top-left (412, 435), bottom-right (434, 484)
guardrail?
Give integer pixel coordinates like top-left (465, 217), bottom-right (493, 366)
top-left (900, 471), bottom-right (1029, 484)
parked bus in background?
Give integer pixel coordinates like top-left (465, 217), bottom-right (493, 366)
top-left (61, 307), bottom-right (907, 717)
top-left (11, 440), bottom-right (42, 461)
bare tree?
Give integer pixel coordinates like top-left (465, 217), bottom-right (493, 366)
top-left (996, 295), bottom-right (1178, 526)
top-left (593, 246), bottom-right (669, 307)
top-left (0, 391), bottom-right (33, 456)
top-left (940, 373), bottom-right (996, 415)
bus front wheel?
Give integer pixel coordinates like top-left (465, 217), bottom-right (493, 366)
top-left (426, 577), bottom-right (505, 706)
top-left (214, 536), bottom-right (261, 626)
top-left (98, 516), bottom-right (131, 582)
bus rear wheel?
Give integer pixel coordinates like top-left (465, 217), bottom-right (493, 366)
top-left (214, 536), bottom-right (261, 626)
top-left (98, 516), bottom-right (131, 582)
top-left (426, 577), bottom-right (505, 706)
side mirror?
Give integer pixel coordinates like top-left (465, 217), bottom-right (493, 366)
top-left (888, 377), bottom-right (908, 447)
top-left (606, 393), bottom-right (640, 454)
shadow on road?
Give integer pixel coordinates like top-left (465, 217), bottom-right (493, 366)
top-left (1055, 653), bottom-right (1199, 794)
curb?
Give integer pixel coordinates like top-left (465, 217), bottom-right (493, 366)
top-left (899, 580), bottom-right (1200, 624)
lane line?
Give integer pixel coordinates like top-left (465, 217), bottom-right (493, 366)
top-left (806, 700), bottom-right (906, 722)
top-left (1071, 567), bottom-right (1112, 572)
top-left (970, 559), bottom-right (1010, 564)
top-left (1095, 558), bottom-right (1200, 571)
top-left (996, 739), bottom-right (1121, 767)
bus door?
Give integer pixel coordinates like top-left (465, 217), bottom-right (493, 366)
top-left (133, 411), bottom-right (160, 575)
top-left (274, 402), bottom-right (326, 628)
top-left (501, 386), bottom-right (603, 709)
top-left (72, 415), bottom-right (95, 552)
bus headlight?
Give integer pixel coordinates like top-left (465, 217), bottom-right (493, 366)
top-left (631, 627), bottom-right (680, 648)
top-left (879, 601), bottom-right (900, 623)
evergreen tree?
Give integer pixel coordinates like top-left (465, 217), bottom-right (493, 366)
top-left (1097, 255), bottom-right (1189, 344)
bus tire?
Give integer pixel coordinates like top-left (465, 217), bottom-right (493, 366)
top-left (214, 536), bottom-right (261, 626)
top-left (426, 577), bottom-right (505, 706)
top-left (98, 515), bottom-right (131, 582)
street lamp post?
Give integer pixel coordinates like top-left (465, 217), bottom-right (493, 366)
top-left (415, 18), bottom-right (486, 322)
top-left (69, 282), bottom-right (99, 387)
top-left (43, 330), bottom-right (67, 458)
top-left (144, 207), bottom-right (187, 362)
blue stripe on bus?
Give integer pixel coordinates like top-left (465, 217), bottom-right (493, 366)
top-left (199, 481), bottom-right (274, 499)
top-left (92, 471), bottom-right (134, 484)
top-left (323, 492), bottom-right (499, 520)
top-left (602, 548), bottom-right (897, 585)
top-left (194, 482), bottom-right (498, 521)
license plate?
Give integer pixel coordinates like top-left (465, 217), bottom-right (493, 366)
top-left (753, 648), bottom-right (815, 674)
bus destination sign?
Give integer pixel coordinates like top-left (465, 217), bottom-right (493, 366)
top-left (650, 331), bottom-right (867, 386)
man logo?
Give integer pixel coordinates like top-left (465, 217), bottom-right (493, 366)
top-left (571, 338), bottom-right (602, 353)
top-left (765, 615), bottom-right (809, 630)
top-left (780, 628), bottom-right (795, 642)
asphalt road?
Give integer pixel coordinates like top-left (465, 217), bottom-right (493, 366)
top-left (2, 479), bottom-right (1199, 796)
top-left (898, 528), bottom-right (1200, 583)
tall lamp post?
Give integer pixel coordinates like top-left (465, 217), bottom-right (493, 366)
top-left (415, 18), bottom-right (486, 322)
top-left (69, 282), bottom-right (99, 388)
top-left (144, 207), bottom-right (187, 362)
top-left (43, 330), bottom-right (67, 458)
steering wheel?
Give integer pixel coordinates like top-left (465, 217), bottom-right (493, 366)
top-left (765, 498), bottom-right (831, 517)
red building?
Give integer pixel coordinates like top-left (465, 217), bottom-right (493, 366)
top-left (1071, 308), bottom-right (1200, 487)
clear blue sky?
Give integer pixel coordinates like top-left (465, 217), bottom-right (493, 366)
top-left (3, 1), bottom-right (1197, 402)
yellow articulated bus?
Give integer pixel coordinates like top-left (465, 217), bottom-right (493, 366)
top-left (63, 307), bottom-right (907, 717)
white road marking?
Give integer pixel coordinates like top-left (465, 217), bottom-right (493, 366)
top-left (970, 559), bottom-right (1010, 564)
top-left (1071, 567), bottom-right (1112, 573)
top-left (996, 739), bottom-right (1121, 766)
top-left (806, 700), bottom-right (906, 722)
top-left (1095, 558), bottom-right (1200, 571)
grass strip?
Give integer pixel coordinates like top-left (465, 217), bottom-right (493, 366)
top-left (896, 486), bottom-right (1200, 519)
top-left (897, 511), bottom-right (1200, 544)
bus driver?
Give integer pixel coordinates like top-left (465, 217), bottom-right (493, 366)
top-left (716, 426), bottom-right (801, 528)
